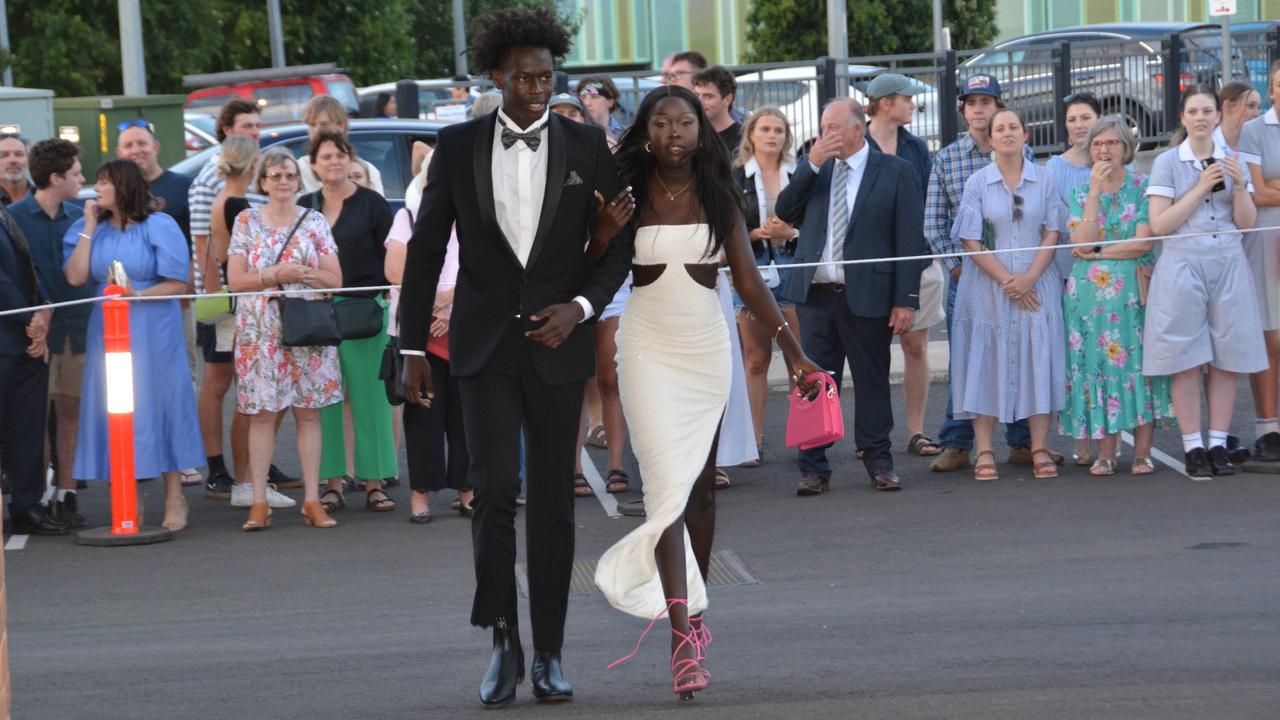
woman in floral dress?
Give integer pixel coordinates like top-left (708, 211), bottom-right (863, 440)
top-left (227, 148), bottom-right (344, 531)
top-left (1060, 116), bottom-right (1173, 476)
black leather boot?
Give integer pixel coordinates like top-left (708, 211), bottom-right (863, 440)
top-left (479, 618), bottom-right (524, 708)
top-left (530, 651), bottom-right (573, 702)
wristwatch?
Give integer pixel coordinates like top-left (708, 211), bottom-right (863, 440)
top-left (1091, 245), bottom-right (1103, 256)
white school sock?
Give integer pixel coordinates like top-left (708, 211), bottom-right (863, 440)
top-left (1182, 433), bottom-right (1203, 453)
top-left (56, 489), bottom-right (73, 502)
top-left (1256, 418), bottom-right (1280, 436)
top-left (1207, 430), bottom-right (1229, 449)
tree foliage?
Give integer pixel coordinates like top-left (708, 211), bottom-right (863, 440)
top-left (0, 0), bottom-right (574, 98)
top-left (745, 0), bottom-right (999, 63)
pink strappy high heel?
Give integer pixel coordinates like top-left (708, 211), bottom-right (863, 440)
top-left (608, 598), bottom-right (711, 700)
top-left (689, 613), bottom-right (712, 661)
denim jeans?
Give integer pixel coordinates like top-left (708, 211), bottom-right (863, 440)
top-left (937, 272), bottom-right (1031, 450)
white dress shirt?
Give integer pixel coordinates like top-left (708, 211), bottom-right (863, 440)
top-left (812, 142), bottom-right (869, 284)
top-left (493, 108), bottom-right (549, 266)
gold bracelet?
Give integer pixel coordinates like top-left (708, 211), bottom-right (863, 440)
top-left (773, 319), bottom-right (790, 342)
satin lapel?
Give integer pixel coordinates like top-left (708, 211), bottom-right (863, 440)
top-left (472, 111), bottom-right (522, 268)
top-left (525, 115), bottom-right (565, 271)
top-left (846, 151), bottom-right (881, 241)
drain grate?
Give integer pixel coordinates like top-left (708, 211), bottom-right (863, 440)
top-left (516, 549), bottom-right (758, 597)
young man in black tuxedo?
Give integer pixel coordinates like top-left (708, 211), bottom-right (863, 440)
top-left (399, 8), bottom-right (634, 709)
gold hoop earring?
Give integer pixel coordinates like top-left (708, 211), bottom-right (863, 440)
top-left (645, 142), bottom-right (651, 153)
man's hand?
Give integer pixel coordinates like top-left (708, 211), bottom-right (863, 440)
top-left (401, 354), bottom-right (434, 408)
top-left (950, 266), bottom-right (962, 282)
top-left (27, 308), bottom-right (51, 337)
top-left (807, 132), bottom-right (843, 169)
top-left (527, 302), bottom-right (584, 349)
top-left (888, 306), bottom-right (915, 336)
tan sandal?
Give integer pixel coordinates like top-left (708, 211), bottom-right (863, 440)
top-left (973, 450), bottom-right (999, 481)
top-left (1089, 457), bottom-right (1117, 476)
top-left (1032, 448), bottom-right (1058, 478)
top-left (1130, 457), bottom-right (1156, 475)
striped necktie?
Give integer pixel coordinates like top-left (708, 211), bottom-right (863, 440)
top-left (829, 160), bottom-right (849, 265)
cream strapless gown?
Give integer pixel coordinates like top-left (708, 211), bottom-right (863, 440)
top-left (595, 223), bottom-right (730, 619)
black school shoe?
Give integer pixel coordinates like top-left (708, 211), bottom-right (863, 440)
top-left (1225, 435), bottom-right (1252, 465)
top-left (1184, 448), bottom-right (1212, 479)
top-left (49, 492), bottom-right (88, 529)
top-left (1207, 446), bottom-right (1236, 476)
top-left (1251, 432), bottom-right (1280, 462)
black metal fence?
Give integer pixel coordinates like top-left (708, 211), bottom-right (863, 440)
top-left (375, 25), bottom-right (1280, 157)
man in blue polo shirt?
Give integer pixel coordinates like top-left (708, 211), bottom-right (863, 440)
top-left (11, 139), bottom-right (91, 529)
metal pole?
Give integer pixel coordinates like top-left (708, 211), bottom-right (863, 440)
top-left (118, 0), bottom-right (146, 96)
top-left (932, 0), bottom-right (943, 54)
top-left (452, 0), bottom-right (468, 77)
top-left (1222, 15), bottom-right (1232, 83)
top-left (0, 0), bottom-right (12, 87)
top-left (827, 0), bottom-right (848, 60)
top-left (267, 0), bottom-right (286, 68)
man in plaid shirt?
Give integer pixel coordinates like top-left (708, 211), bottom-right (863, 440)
top-left (925, 73), bottom-right (1062, 472)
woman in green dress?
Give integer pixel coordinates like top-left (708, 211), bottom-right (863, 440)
top-left (1060, 116), bottom-right (1173, 475)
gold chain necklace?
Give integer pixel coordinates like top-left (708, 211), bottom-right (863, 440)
top-left (654, 171), bottom-right (694, 201)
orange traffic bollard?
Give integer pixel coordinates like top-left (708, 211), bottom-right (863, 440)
top-left (77, 282), bottom-right (173, 546)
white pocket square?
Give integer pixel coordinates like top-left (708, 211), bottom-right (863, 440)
top-left (564, 170), bottom-right (583, 186)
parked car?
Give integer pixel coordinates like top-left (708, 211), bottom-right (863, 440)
top-left (357, 79), bottom-right (480, 122)
top-left (186, 71), bottom-right (360, 125)
top-left (962, 22), bottom-right (1219, 150)
top-left (94, 119), bottom-right (448, 213)
top-left (734, 65), bottom-right (941, 152)
top-left (183, 113), bottom-right (218, 155)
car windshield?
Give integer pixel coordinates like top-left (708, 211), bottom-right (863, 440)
top-left (326, 79), bottom-right (361, 116)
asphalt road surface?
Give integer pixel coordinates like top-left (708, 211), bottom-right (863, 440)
top-left (8, 381), bottom-right (1279, 719)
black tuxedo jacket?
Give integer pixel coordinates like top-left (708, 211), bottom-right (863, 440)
top-left (774, 148), bottom-right (926, 317)
top-left (401, 111), bottom-right (632, 384)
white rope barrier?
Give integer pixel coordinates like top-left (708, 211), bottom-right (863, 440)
top-left (4, 224), bottom-right (1279, 319)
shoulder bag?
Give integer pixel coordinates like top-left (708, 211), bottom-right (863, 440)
top-left (193, 225), bottom-right (235, 323)
top-left (309, 192), bottom-right (383, 340)
top-left (273, 211), bottom-right (343, 347)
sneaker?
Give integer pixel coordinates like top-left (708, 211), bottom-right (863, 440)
top-left (204, 468), bottom-right (234, 500)
top-left (49, 492), bottom-right (88, 529)
top-left (230, 483), bottom-right (297, 508)
top-left (1184, 448), bottom-right (1212, 478)
top-left (268, 464), bottom-right (303, 490)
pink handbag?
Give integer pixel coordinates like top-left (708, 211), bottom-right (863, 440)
top-left (784, 372), bottom-right (845, 450)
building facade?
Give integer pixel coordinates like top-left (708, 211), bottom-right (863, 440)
top-left (998, 0), bottom-right (1280, 40)
top-left (560, 0), bottom-right (751, 69)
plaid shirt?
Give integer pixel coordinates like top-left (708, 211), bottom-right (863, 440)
top-left (925, 133), bottom-right (1035, 272)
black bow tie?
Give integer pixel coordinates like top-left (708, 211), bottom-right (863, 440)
top-left (500, 120), bottom-right (545, 151)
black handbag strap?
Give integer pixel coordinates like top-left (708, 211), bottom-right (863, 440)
top-left (270, 210), bottom-right (311, 287)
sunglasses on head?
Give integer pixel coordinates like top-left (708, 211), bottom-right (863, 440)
top-left (117, 119), bottom-right (155, 134)
top-left (1062, 92), bottom-right (1098, 106)
top-left (0, 131), bottom-right (22, 141)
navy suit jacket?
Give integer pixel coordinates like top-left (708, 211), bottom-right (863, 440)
top-left (0, 219), bottom-right (47, 356)
top-left (774, 147), bottom-right (926, 317)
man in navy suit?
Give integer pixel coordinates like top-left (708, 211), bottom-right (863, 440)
top-left (0, 204), bottom-right (68, 534)
top-left (775, 97), bottom-right (925, 495)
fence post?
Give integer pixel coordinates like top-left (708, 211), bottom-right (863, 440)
top-left (940, 49), bottom-right (958, 145)
top-left (1270, 26), bottom-right (1280, 67)
top-left (395, 79), bottom-right (418, 119)
top-left (1053, 42), bottom-right (1072, 152)
top-left (1163, 33), bottom-right (1183, 139)
top-left (817, 56), bottom-right (838, 112)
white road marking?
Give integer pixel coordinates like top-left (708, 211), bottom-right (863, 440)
top-left (580, 449), bottom-right (621, 518)
top-left (1120, 431), bottom-right (1206, 482)
top-left (5, 535), bottom-right (29, 551)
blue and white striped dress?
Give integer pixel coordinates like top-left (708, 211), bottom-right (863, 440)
top-left (950, 160), bottom-right (1067, 423)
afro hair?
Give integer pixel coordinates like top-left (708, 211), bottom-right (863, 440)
top-left (467, 7), bottom-right (572, 76)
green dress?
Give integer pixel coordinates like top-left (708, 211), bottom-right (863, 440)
top-left (1059, 172), bottom-right (1173, 440)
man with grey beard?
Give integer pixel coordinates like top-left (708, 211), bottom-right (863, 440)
top-left (0, 135), bottom-right (31, 205)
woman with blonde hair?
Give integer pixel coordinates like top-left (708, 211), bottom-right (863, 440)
top-left (730, 106), bottom-right (799, 462)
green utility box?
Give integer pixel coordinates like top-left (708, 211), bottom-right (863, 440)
top-left (0, 87), bottom-right (55, 141)
top-left (53, 95), bottom-right (186, 173)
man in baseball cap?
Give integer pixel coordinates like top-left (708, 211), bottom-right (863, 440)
top-left (958, 73), bottom-right (1003, 101)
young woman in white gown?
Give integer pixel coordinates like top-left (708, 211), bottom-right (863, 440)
top-left (594, 85), bottom-right (820, 699)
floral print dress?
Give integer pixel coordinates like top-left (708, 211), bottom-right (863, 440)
top-left (1059, 172), bottom-right (1172, 439)
top-left (229, 206), bottom-right (344, 414)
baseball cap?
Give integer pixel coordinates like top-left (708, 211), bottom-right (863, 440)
top-left (958, 73), bottom-right (1002, 100)
top-left (865, 73), bottom-right (919, 100)
top-left (549, 93), bottom-right (583, 112)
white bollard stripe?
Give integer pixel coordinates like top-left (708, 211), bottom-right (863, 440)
top-left (105, 352), bottom-right (135, 414)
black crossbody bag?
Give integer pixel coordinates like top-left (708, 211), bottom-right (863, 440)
top-left (272, 212), bottom-right (343, 347)
top-left (309, 193), bottom-right (383, 340)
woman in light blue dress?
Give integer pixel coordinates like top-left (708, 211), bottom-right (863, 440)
top-left (950, 107), bottom-right (1066, 481)
top-left (64, 160), bottom-right (204, 531)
